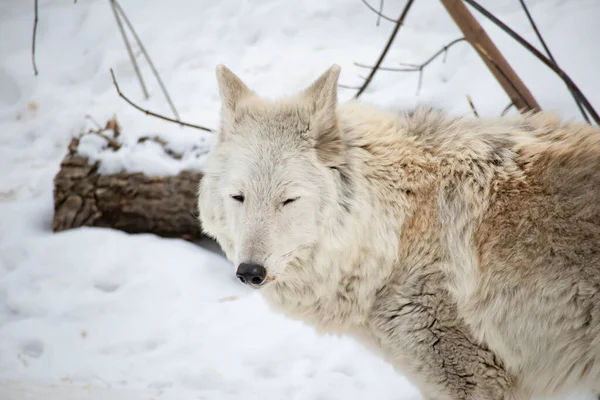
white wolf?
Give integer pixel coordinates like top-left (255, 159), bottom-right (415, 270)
top-left (197, 64), bottom-right (600, 400)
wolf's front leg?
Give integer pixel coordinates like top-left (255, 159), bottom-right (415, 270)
top-left (369, 279), bottom-right (522, 400)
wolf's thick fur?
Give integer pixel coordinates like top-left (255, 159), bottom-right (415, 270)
top-left (197, 65), bottom-right (600, 400)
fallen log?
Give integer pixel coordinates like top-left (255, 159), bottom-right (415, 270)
top-left (52, 133), bottom-right (205, 240)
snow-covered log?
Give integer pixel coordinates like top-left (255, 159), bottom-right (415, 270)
top-left (52, 131), bottom-right (206, 240)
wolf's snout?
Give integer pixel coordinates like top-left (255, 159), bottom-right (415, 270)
top-left (236, 263), bottom-right (267, 286)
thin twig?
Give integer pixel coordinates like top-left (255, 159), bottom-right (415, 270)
top-left (338, 84), bottom-right (363, 90)
top-left (89, 131), bottom-right (121, 151)
top-left (415, 70), bottom-right (423, 95)
top-left (518, 0), bottom-right (589, 123)
top-left (355, 0), bottom-right (416, 97)
top-left (464, 0), bottom-right (599, 125)
top-left (32, 0), bottom-right (39, 76)
top-left (501, 102), bottom-right (514, 116)
top-left (110, 68), bottom-right (213, 132)
top-left (84, 115), bottom-right (103, 130)
top-left (355, 37), bottom-right (466, 95)
top-left (354, 64), bottom-right (419, 72)
top-left (359, 0), bottom-right (397, 23)
top-left (518, 0), bottom-right (553, 65)
top-left (466, 95), bottom-right (479, 117)
top-left (376, 0), bottom-right (384, 26)
top-left (410, 37), bottom-right (466, 69)
top-left (109, 0), bottom-right (149, 99)
top-left (113, 0), bottom-right (180, 120)
top-left (395, 62), bottom-right (419, 68)
top-left (355, 38), bottom-right (465, 71)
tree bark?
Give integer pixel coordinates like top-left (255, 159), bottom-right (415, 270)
top-left (440, 0), bottom-right (540, 113)
top-left (52, 137), bottom-right (204, 240)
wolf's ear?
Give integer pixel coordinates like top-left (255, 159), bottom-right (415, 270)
top-left (215, 65), bottom-right (252, 112)
top-left (300, 65), bottom-right (343, 166)
top-left (301, 64), bottom-right (341, 116)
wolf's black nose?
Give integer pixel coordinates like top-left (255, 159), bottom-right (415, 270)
top-left (236, 263), bottom-right (267, 286)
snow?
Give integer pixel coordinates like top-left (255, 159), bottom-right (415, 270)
top-left (0, 0), bottom-right (599, 399)
top-left (75, 129), bottom-right (212, 176)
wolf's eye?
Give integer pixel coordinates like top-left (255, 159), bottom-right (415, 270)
top-left (282, 197), bottom-right (299, 206)
top-left (231, 194), bottom-right (245, 203)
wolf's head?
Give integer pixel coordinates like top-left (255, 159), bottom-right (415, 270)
top-left (197, 64), bottom-right (348, 288)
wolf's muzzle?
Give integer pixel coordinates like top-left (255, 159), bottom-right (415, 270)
top-left (236, 263), bottom-right (267, 286)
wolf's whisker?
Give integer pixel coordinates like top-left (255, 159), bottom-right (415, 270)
top-left (279, 243), bottom-right (314, 260)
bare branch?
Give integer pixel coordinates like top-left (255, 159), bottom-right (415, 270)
top-left (463, 0), bottom-right (600, 125)
top-left (32, 0), bottom-right (39, 76)
top-left (109, 0), bottom-right (149, 99)
top-left (355, 37), bottom-right (466, 95)
top-left (466, 95), bottom-right (479, 117)
top-left (109, 68), bottom-right (213, 132)
top-left (355, 38), bottom-right (466, 71)
top-left (359, 0), bottom-right (397, 23)
top-left (473, 43), bottom-right (536, 111)
top-left (517, 0), bottom-right (589, 123)
top-left (441, 0), bottom-right (540, 113)
top-left (355, 0), bottom-right (416, 97)
top-left (113, 0), bottom-right (180, 121)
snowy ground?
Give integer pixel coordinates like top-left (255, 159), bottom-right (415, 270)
top-left (1, 0), bottom-right (600, 399)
